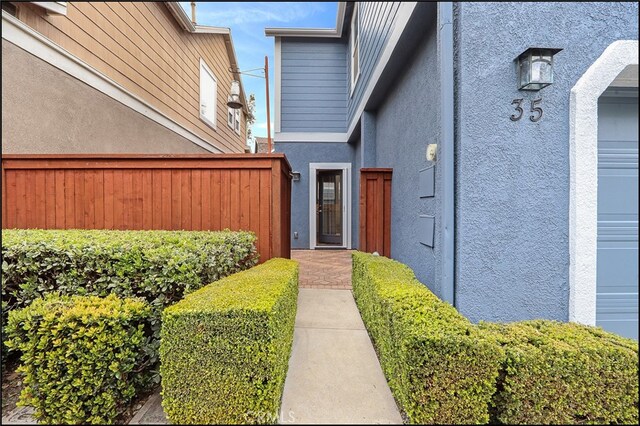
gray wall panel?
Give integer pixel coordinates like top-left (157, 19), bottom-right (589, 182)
top-left (280, 38), bottom-right (347, 132)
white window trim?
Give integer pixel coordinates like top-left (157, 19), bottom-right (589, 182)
top-left (349, 3), bottom-right (360, 97)
top-left (199, 58), bottom-right (218, 130)
top-left (309, 163), bottom-right (352, 250)
top-left (234, 108), bottom-right (241, 135)
top-left (227, 104), bottom-right (235, 129)
top-left (569, 39), bottom-right (638, 326)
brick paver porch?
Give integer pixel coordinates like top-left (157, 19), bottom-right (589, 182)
top-left (291, 250), bottom-right (353, 289)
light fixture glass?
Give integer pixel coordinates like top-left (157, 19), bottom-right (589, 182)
top-left (227, 80), bottom-right (243, 109)
top-left (516, 47), bottom-right (562, 91)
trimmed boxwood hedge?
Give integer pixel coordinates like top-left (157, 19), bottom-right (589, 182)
top-left (353, 251), bottom-right (639, 425)
top-left (160, 258), bottom-right (298, 424)
top-left (6, 294), bottom-right (150, 424)
top-left (352, 252), bottom-right (503, 424)
top-left (1, 229), bottom-right (258, 379)
top-left (480, 320), bottom-right (639, 425)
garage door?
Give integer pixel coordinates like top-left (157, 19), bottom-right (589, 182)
top-left (596, 89), bottom-right (638, 339)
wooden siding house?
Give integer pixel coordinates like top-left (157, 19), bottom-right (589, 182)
top-left (2, 1), bottom-right (249, 154)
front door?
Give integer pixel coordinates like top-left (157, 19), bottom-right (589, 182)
top-left (316, 170), bottom-right (343, 246)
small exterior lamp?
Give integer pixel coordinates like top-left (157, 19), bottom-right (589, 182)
top-left (227, 80), bottom-right (243, 109)
top-left (516, 47), bottom-right (563, 91)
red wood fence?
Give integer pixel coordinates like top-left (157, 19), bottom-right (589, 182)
top-left (1, 154), bottom-right (292, 261)
top-left (359, 168), bottom-right (392, 257)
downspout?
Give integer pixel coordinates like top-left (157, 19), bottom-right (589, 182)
top-left (439, 3), bottom-right (455, 306)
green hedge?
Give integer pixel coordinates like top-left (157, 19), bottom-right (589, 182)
top-left (160, 258), bottom-right (298, 424)
top-left (6, 294), bottom-right (150, 424)
top-left (480, 320), bottom-right (639, 425)
top-left (1, 229), bottom-right (258, 380)
top-left (353, 251), bottom-right (639, 425)
top-left (352, 252), bottom-right (503, 424)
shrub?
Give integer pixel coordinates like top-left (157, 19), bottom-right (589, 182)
top-left (480, 320), bottom-right (639, 425)
top-left (352, 252), bottom-right (503, 424)
top-left (5, 294), bottom-right (150, 424)
top-left (1, 229), bottom-right (258, 382)
top-left (160, 258), bottom-right (298, 424)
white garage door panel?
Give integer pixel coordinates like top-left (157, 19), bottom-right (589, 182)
top-left (596, 92), bottom-right (638, 340)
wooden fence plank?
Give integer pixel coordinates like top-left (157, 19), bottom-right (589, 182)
top-left (44, 170), bottom-right (56, 228)
top-left (191, 169), bottom-right (202, 230)
top-left (64, 170), bottom-right (75, 229)
top-left (34, 170), bottom-right (46, 229)
top-left (201, 169), bottom-right (211, 230)
top-left (15, 171), bottom-right (27, 229)
top-left (94, 170), bottom-right (105, 229)
top-left (230, 169), bottom-right (240, 231)
top-left (180, 170), bottom-right (191, 230)
top-left (220, 169), bottom-right (230, 229)
top-left (83, 170), bottom-right (95, 229)
top-left (171, 169), bottom-right (181, 229)
top-left (103, 170), bottom-right (114, 229)
top-left (240, 169), bottom-right (250, 231)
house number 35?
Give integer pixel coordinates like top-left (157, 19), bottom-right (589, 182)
top-left (510, 98), bottom-right (543, 122)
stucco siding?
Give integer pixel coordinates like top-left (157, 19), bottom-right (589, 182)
top-left (374, 14), bottom-right (441, 296)
top-left (11, 2), bottom-right (245, 153)
top-left (280, 38), bottom-right (347, 132)
top-left (347, 2), bottom-right (401, 126)
top-left (454, 2), bottom-right (639, 322)
top-left (2, 40), bottom-right (207, 154)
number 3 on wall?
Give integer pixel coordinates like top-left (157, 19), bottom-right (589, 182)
top-left (510, 98), bottom-right (543, 122)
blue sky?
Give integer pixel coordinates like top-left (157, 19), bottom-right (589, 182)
top-left (180, 2), bottom-right (339, 139)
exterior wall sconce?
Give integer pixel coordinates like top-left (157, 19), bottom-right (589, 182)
top-left (516, 47), bottom-right (563, 91)
top-left (227, 80), bottom-right (242, 109)
top-left (290, 171), bottom-right (301, 182)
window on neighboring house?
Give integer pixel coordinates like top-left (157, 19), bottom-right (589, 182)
top-left (227, 104), bottom-right (234, 129)
top-left (227, 104), bottom-right (241, 135)
top-left (199, 58), bottom-right (217, 129)
top-left (350, 3), bottom-right (360, 95)
top-left (234, 109), bottom-right (241, 135)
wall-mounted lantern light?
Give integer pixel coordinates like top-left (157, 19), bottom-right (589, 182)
top-left (227, 80), bottom-right (243, 109)
top-left (290, 171), bottom-right (301, 182)
top-left (516, 47), bottom-right (563, 91)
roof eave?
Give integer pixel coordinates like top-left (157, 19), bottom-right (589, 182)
top-left (265, 1), bottom-right (346, 38)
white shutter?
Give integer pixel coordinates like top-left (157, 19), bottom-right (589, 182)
top-left (199, 59), bottom-right (217, 128)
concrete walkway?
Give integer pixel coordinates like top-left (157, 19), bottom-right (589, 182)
top-left (282, 250), bottom-right (402, 424)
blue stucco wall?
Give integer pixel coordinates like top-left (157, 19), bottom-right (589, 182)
top-left (454, 2), bottom-right (639, 322)
top-left (348, 2), bottom-right (401, 126)
top-left (274, 142), bottom-right (357, 249)
top-left (281, 38), bottom-right (347, 132)
top-left (374, 14), bottom-right (442, 296)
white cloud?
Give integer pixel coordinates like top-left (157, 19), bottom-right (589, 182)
top-left (182, 2), bottom-right (327, 26)
top-left (255, 121), bottom-right (274, 130)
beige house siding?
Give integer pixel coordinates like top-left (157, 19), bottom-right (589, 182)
top-left (2, 39), bottom-right (208, 154)
top-left (13, 2), bottom-right (246, 153)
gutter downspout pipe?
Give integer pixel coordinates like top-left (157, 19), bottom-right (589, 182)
top-left (439, 2), bottom-right (455, 306)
